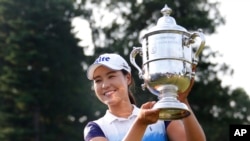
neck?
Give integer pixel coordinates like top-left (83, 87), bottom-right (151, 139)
top-left (108, 102), bottom-right (134, 118)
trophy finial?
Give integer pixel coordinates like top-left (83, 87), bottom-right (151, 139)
top-left (157, 4), bottom-right (176, 26)
top-left (161, 4), bottom-right (172, 16)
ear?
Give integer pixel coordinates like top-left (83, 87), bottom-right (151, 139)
top-left (126, 73), bottom-right (132, 85)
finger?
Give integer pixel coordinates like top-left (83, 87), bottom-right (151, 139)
top-left (141, 101), bottom-right (156, 109)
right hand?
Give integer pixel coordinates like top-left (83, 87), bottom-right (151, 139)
top-left (137, 101), bottom-right (160, 125)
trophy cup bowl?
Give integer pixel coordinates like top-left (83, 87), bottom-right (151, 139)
top-left (130, 4), bottom-right (205, 120)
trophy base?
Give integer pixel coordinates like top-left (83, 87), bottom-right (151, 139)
top-left (153, 97), bottom-right (191, 120)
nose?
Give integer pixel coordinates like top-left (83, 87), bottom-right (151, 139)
top-left (101, 79), bottom-right (110, 89)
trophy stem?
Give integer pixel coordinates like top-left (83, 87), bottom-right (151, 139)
top-left (153, 85), bottom-right (191, 120)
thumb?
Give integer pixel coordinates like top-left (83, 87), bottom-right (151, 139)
top-left (141, 101), bottom-right (156, 109)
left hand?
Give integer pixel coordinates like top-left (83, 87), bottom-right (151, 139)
top-left (177, 77), bottom-right (195, 102)
top-left (178, 66), bottom-right (196, 102)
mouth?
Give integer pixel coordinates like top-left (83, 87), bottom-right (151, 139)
top-left (104, 90), bottom-right (115, 96)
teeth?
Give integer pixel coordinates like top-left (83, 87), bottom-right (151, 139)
top-left (105, 91), bottom-right (114, 96)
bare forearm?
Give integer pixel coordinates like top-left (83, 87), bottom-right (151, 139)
top-left (122, 119), bottom-right (148, 141)
top-left (122, 102), bottom-right (160, 141)
top-left (122, 101), bottom-right (160, 141)
top-left (183, 100), bottom-right (206, 141)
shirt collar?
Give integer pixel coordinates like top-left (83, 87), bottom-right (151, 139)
top-left (104, 105), bottom-right (139, 124)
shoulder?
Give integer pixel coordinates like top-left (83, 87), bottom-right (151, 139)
top-left (84, 121), bottom-right (105, 141)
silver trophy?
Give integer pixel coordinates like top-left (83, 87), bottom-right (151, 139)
top-left (130, 4), bottom-right (205, 120)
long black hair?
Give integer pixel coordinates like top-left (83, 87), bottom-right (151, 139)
top-left (121, 69), bottom-right (136, 105)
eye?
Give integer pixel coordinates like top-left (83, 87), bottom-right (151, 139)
top-left (108, 75), bottom-right (116, 79)
top-left (94, 79), bottom-right (102, 83)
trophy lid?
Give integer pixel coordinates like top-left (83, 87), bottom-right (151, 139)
top-left (142, 4), bottom-right (188, 39)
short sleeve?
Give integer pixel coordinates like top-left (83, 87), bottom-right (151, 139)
top-left (164, 120), bottom-right (171, 128)
top-left (84, 121), bottom-right (105, 141)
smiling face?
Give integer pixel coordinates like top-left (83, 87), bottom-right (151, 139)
top-left (93, 65), bottom-right (132, 106)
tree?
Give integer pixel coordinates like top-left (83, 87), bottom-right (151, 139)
top-left (0, 0), bottom-right (88, 140)
top-left (1, 0), bottom-right (249, 140)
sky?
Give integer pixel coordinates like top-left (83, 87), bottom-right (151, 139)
top-left (206, 0), bottom-right (250, 95)
top-left (72, 0), bottom-right (250, 95)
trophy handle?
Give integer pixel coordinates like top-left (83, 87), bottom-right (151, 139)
top-left (130, 47), bottom-right (143, 79)
top-left (190, 29), bottom-right (206, 65)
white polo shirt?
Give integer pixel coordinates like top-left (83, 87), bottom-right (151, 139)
top-left (84, 105), bottom-right (169, 141)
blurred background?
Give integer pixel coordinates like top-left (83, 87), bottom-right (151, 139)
top-left (206, 0), bottom-right (250, 95)
top-left (0, 0), bottom-right (249, 141)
